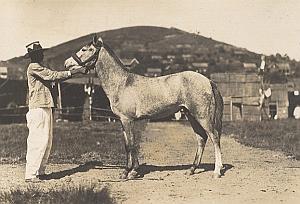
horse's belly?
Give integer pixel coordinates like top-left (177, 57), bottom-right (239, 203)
top-left (137, 103), bottom-right (181, 120)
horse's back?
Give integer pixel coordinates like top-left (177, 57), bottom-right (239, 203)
top-left (179, 71), bottom-right (212, 95)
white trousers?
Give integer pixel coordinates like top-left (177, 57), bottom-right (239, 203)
top-left (25, 108), bottom-right (53, 179)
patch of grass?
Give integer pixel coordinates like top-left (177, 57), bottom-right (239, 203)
top-left (0, 121), bottom-right (143, 165)
top-left (223, 119), bottom-right (300, 159)
top-left (0, 185), bottom-right (116, 204)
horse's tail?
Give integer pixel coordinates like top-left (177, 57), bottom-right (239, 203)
top-left (210, 80), bottom-right (224, 136)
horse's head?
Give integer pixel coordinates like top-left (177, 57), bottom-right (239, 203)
top-left (64, 35), bottom-right (103, 71)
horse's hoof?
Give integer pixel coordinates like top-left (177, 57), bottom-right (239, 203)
top-left (185, 169), bottom-right (194, 175)
top-left (185, 171), bottom-right (193, 176)
top-left (120, 170), bottom-right (129, 179)
top-left (186, 166), bottom-right (195, 175)
top-left (127, 170), bottom-right (138, 179)
top-left (213, 173), bottom-right (221, 179)
top-left (120, 173), bottom-right (127, 179)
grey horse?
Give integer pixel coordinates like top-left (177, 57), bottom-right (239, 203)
top-left (64, 36), bottom-right (224, 179)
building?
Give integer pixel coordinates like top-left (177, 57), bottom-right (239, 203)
top-left (287, 78), bottom-right (300, 118)
top-left (243, 63), bottom-right (257, 72)
top-left (211, 73), bottom-right (267, 121)
top-left (268, 63), bottom-right (291, 76)
top-left (182, 54), bottom-right (193, 62)
top-left (268, 83), bottom-right (289, 119)
top-left (211, 72), bottom-right (291, 121)
top-left (151, 55), bottom-right (163, 60)
top-left (145, 68), bottom-right (162, 77)
top-left (121, 58), bottom-right (140, 70)
top-left (167, 55), bottom-right (176, 60)
top-left (0, 67), bottom-right (8, 79)
top-left (192, 62), bottom-right (209, 74)
top-left (277, 63), bottom-right (291, 75)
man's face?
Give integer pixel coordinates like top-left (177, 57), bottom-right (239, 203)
top-left (35, 51), bottom-right (44, 62)
top-left (30, 50), bottom-right (44, 62)
top-left (38, 51), bottom-right (44, 61)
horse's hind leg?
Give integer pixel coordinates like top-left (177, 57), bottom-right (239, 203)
top-left (188, 114), bottom-right (223, 178)
top-left (198, 119), bottom-right (223, 178)
top-left (211, 130), bottom-right (223, 178)
top-left (186, 113), bottom-right (208, 175)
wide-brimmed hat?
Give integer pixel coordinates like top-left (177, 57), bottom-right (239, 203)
top-left (25, 41), bottom-right (45, 58)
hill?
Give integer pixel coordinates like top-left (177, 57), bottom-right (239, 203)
top-left (1, 26), bottom-right (299, 79)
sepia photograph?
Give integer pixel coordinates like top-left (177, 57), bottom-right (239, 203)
top-left (0, 0), bottom-right (299, 203)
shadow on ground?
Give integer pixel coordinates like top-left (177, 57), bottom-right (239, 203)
top-left (41, 161), bottom-right (122, 180)
top-left (40, 161), bottom-right (233, 180)
top-left (138, 163), bottom-right (234, 177)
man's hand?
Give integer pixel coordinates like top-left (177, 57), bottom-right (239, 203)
top-left (70, 66), bottom-right (88, 75)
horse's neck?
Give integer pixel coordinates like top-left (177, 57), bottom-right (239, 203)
top-left (96, 47), bottom-right (130, 98)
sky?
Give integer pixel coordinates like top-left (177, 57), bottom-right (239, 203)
top-left (0, 0), bottom-right (300, 61)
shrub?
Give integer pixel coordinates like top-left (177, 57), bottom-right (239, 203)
top-left (0, 185), bottom-right (116, 204)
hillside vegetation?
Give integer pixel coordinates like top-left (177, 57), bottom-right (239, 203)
top-left (2, 26), bottom-right (299, 80)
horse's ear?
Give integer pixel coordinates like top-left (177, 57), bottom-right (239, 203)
top-left (93, 36), bottom-right (103, 48)
top-left (97, 37), bottom-right (103, 45)
top-left (92, 35), bottom-right (98, 45)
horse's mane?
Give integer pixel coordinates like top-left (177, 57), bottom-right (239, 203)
top-left (102, 42), bottom-right (128, 71)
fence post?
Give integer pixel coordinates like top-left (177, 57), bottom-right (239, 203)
top-left (57, 82), bottom-right (62, 118)
top-left (54, 82), bottom-right (62, 122)
top-left (83, 78), bottom-right (94, 121)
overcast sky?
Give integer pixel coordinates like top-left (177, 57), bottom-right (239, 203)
top-left (0, 0), bottom-right (300, 61)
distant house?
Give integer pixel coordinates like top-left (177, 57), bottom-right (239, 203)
top-left (145, 68), bottom-right (162, 77)
top-left (234, 49), bottom-right (247, 56)
top-left (182, 54), bottom-right (193, 62)
top-left (151, 55), bottom-right (163, 60)
top-left (214, 44), bottom-right (223, 48)
top-left (138, 48), bottom-right (147, 52)
top-left (121, 58), bottom-right (140, 70)
top-left (0, 67), bottom-right (8, 79)
top-left (196, 47), bottom-right (209, 54)
top-left (268, 62), bottom-right (291, 75)
top-left (176, 44), bottom-right (183, 48)
top-left (167, 55), bottom-right (176, 60)
top-left (164, 34), bottom-right (177, 39)
top-left (183, 44), bottom-right (192, 48)
top-left (277, 63), bottom-right (291, 75)
top-left (243, 63), bottom-right (257, 72)
top-left (192, 62), bottom-right (209, 73)
top-left (162, 59), bottom-right (169, 64)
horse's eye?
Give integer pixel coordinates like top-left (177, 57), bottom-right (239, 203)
top-left (81, 48), bottom-right (87, 51)
top-left (88, 48), bottom-right (94, 51)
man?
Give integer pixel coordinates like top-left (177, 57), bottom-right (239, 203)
top-left (258, 55), bottom-right (266, 75)
top-left (25, 41), bottom-right (86, 182)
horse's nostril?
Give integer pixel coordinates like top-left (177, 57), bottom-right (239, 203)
top-left (64, 61), bottom-right (68, 68)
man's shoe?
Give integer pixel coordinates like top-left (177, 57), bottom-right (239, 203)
top-left (25, 177), bottom-right (42, 183)
top-left (37, 174), bottom-right (48, 180)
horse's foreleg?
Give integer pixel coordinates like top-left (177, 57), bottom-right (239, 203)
top-left (120, 130), bottom-right (130, 179)
top-left (120, 119), bottom-right (140, 179)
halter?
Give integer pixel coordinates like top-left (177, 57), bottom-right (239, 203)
top-left (71, 44), bottom-right (101, 69)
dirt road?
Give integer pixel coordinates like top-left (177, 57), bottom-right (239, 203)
top-left (0, 122), bottom-right (299, 203)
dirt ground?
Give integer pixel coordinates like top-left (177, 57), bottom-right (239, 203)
top-left (0, 122), bottom-right (299, 204)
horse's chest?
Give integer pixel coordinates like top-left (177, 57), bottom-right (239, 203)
top-left (110, 94), bottom-right (137, 117)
